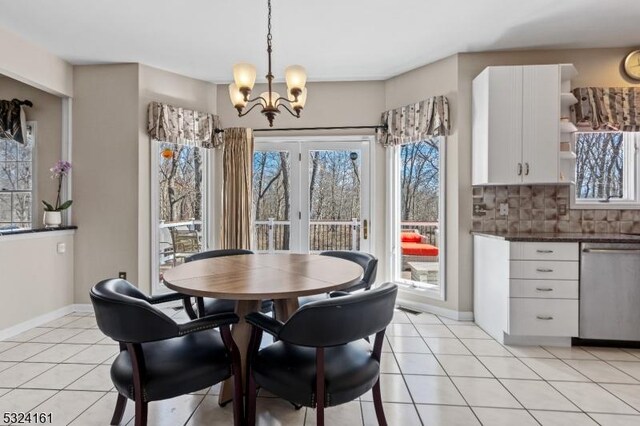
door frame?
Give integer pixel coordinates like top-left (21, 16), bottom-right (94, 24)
top-left (255, 135), bottom-right (374, 253)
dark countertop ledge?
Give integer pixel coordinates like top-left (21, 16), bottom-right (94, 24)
top-left (0, 225), bottom-right (78, 237)
top-left (471, 231), bottom-right (640, 243)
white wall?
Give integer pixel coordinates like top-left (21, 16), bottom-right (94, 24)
top-left (0, 27), bottom-right (73, 97)
top-left (0, 231), bottom-right (74, 329)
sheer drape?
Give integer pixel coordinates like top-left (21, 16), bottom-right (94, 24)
top-left (221, 128), bottom-right (254, 250)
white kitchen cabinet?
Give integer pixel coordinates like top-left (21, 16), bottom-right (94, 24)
top-left (474, 235), bottom-right (579, 344)
top-left (472, 64), bottom-right (577, 185)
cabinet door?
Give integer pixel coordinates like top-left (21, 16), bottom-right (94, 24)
top-left (487, 67), bottom-right (523, 184)
top-left (522, 65), bottom-right (560, 183)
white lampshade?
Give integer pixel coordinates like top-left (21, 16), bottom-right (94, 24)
top-left (233, 63), bottom-right (257, 91)
top-left (260, 91), bottom-right (281, 108)
top-left (289, 87), bottom-right (307, 110)
top-left (228, 83), bottom-right (247, 108)
top-left (285, 65), bottom-right (307, 93)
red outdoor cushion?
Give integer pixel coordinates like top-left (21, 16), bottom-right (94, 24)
top-left (401, 242), bottom-right (439, 257)
top-left (400, 232), bottom-right (422, 243)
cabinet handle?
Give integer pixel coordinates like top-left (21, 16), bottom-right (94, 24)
top-left (536, 315), bottom-right (554, 320)
top-left (524, 162), bottom-right (530, 175)
top-left (535, 287), bottom-right (554, 292)
top-left (536, 268), bottom-right (554, 272)
top-left (517, 163), bottom-right (522, 176)
top-left (536, 249), bottom-right (553, 253)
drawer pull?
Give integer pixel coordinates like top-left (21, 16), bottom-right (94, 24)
top-left (535, 287), bottom-right (553, 292)
top-left (536, 249), bottom-right (554, 253)
top-left (536, 268), bottom-right (554, 272)
top-left (536, 315), bottom-right (554, 320)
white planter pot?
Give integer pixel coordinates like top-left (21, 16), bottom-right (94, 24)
top-left (43, 211), bottom-right (62, 228)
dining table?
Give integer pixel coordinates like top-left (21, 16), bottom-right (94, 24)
top-left (162, 253), bottom-right (364, 405)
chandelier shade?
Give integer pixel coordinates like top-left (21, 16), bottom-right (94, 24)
top-left (228, 0), bottom-right (307, 127)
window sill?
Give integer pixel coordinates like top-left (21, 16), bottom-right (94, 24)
top-left (570, 201), bottom-right (640, 210)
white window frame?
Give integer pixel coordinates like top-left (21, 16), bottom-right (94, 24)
top-left (150, 140), bottom-right (212, 294)
top-left (571, 132), bottom-right (640, 210)
top-left (0, 121), bottom-right (37, 231)
top-left (385, 137), bottom-right (446, 301)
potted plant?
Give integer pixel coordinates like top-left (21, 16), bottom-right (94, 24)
top-left (42, 160), bottom-right (72, 227)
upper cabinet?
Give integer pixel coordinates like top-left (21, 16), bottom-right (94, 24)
top-left (472, 64), bottom-right (577, 185)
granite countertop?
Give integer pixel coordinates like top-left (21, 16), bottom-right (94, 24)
top-left (0, 225), bottom-right (78, 236)
top-left (471, 231), bottom-right (640, 243)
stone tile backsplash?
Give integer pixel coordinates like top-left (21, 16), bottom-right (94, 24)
top-left (472, 184), bottom-right (640, 234)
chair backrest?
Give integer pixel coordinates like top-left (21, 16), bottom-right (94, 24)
top-left (185, 248), bottom-right (254, 263)
top-left (320, 251), bottom-right (378, 290)
top-left (91, 279), bottom-right (179, 343)
top-left (279, 282), bottom-right (397, 347)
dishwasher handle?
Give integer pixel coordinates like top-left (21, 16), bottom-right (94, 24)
top-left (583, 248), bottom-right (640, 254)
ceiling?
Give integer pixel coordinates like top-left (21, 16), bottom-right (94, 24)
top-left (0, 0), bottom-right (639, 83)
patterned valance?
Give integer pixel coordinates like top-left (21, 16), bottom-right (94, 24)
top-left (571, 87), bottom-right (640, 132)
top-left (147, 102), bottom-right (222, 148)
top-left (376, 96), bottom-right (450, 147)
top-left (0, 99), bottom-right (29, 144)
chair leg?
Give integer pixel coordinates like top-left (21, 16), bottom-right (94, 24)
top-left (316, 403), bottom-right (324, 426)
top-left (110, 393), bottom-right (127, 425)
top-left (232, 370), bottom-right (244, 426)
top-left (134, 400), bottom-right (148, 426)
top-left (372, 378), bottom-right (387, 426)
top-left (246, 372), bottom-right (257, 426)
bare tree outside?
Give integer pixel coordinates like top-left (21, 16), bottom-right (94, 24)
top-left (0, 136), bottom-right (33, 230)
top-left (253, 151), bottom-right (291, 250)
top-left (400, 139), bottom-right (440, 241)
top-left (157, 142), bottom-right (204, 275)
top-left (575, 132), bottom-right (624, 200)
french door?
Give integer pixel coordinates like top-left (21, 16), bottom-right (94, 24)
top-left (253, 137), bottom-right (371, 253)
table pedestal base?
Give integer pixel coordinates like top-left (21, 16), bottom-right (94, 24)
top-left (218, 298), bottom-right (300, 405)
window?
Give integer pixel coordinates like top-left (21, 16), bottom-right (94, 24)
top-left (574, 132), bottom-right (639, 207)
top-left (152, 141), bottom-right (209, 291)
top-left (387, 138), bottom-right (445, 298)
top-left (0, 123), bottom-right (34, 231)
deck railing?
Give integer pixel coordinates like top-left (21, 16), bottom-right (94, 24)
top-left (254, 219), bottom-right (438, 252)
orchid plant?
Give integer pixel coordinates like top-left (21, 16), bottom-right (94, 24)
top-left (42, 160), bottom-right (73, 212)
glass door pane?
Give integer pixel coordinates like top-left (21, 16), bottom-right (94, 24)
top-left (156, 142), bottom-right (205, 285)
top-left (253, 150), bottom-right (292, 252)
top-left (307, 149), bottom-right (362, 252)
top-left (397, 139), bottom-right (442, 289)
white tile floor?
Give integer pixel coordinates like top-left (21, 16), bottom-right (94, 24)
top-left (1, 308), bottom-right (640, 425)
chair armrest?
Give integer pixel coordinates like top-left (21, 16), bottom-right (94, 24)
top-left (329, 290), bottom-right (350, 298)
top-left (178, 312), bottom-right (239, 336)
top-left (147, 291), bottom-right (188, 305)
top-left (245, 312), bottom-right (284, 337)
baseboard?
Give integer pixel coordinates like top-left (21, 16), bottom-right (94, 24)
top-left (71, 303), bottom-right (94, 313)
top-left (0, 304), bottom-right (93, 341)
top-left (503, 333), bottom-right (572, 347)
top-left (396, 297), bottom-right (474, 321)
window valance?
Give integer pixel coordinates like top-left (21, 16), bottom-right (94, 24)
top-left (376, 96), bottom-right (450, 147)
top-left (0, 99), bottom-right (30, 144)
top-left (147, 102), bottom-right (222, 148)
top-left (572, 87), bottom-right (640, 132)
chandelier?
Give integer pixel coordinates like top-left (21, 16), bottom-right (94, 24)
top-left (228, 0), bottom-right (307, 127)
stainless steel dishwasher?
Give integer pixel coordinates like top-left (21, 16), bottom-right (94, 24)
top-left (580, 242), bottom-right (640, 341)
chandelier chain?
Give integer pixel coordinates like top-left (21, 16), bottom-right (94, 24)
top-left (267, 0), bottom-right (272, 50)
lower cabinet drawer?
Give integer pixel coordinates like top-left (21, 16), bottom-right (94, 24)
top-left (509, 299), bottom-right (578, 337)
top-left (510, 260), bottom-right (579, 280)
top-left (510, 279), bottom-right (579, 299)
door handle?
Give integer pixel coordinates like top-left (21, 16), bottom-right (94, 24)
top-left (517, 163), bottom-right (522, 176)
top-left (536, 268), bottom-right (554, 272)
top-left (363, 219), bottom-right (368, 240)
top-left (535, 287), bottom-right (554, 292)
top-left (524, 162), bottom-right (530, 176)
top-left (536, 315), bottom-right (554, 320)
top-left (536, 249), bottom-right (554, 253)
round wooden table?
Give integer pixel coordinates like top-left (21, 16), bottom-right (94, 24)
top-left (162, 253), bottom-right (363, 404)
